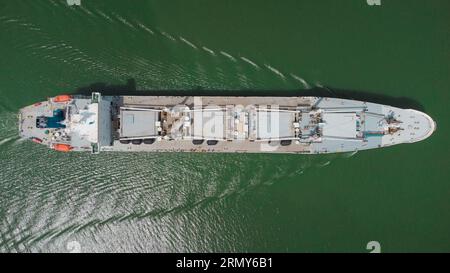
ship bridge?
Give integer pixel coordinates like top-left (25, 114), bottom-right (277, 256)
top-left (19, 92), bottom-right (112, 153)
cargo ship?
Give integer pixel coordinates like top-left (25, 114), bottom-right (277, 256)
top-left (18, 93), bottom-right (436, 154)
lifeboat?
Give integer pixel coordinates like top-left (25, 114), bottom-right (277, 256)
top-left (53, 143), bottom-right (73, 152)
top-left (53, 95), bottom-right (72, 103)
top-left (31, 137), bottom-right (43, 144)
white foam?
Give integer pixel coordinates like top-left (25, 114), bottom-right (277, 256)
top-left (0, 137), bottom-right (12, 146)
top-left (265, 64), bottom-right (285, 79)
top-left (48, 0), bottom-right (60, 7)
top-left (201, 46), bottom-right (215, 55)
top-left (5, 18), bottom-right (19, 23)
top-left (240, 57), bottom-right (259, 69)
top-left (80, 6), bottom-right (95, 17)
top-left (96, 10), bottom-right (113, 22)
top-left (315, 82), bottom-right (324, 88)
top-left (290, 73), bottom-right (311, 88)
top-left (137, 23), bottom-right (154, 35)
top-left (344, 150), bottom-right (358, 158)
top-left (179, 36), bottom-right (198, 49)
top-left (12, 138), bottom-right (25, 146)
top-left (114, 14), bottom-right (135, 29)
top-left (220, 51), bottom-right (236, 61)
top-left (159, 30), bottom-right (176, 41)
top-left (319, 161), bottom-right (331, 167)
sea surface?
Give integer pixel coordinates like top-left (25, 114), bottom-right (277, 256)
top-left (0, 0), bottom-right (449, 252)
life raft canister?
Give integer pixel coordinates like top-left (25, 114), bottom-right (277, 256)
top-left (53, 143), bottom-right (73, 152)
top-left (53, 95), bottom-right (72, 103)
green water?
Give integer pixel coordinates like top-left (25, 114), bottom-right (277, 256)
top-left (0, 0), bottom-right (449, 252)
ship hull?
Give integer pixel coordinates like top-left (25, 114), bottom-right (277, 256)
top-left (19, 94), bottom-right (436, 154)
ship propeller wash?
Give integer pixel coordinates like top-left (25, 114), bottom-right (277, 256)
top-left (18, 93), bottom-right (436, 154)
